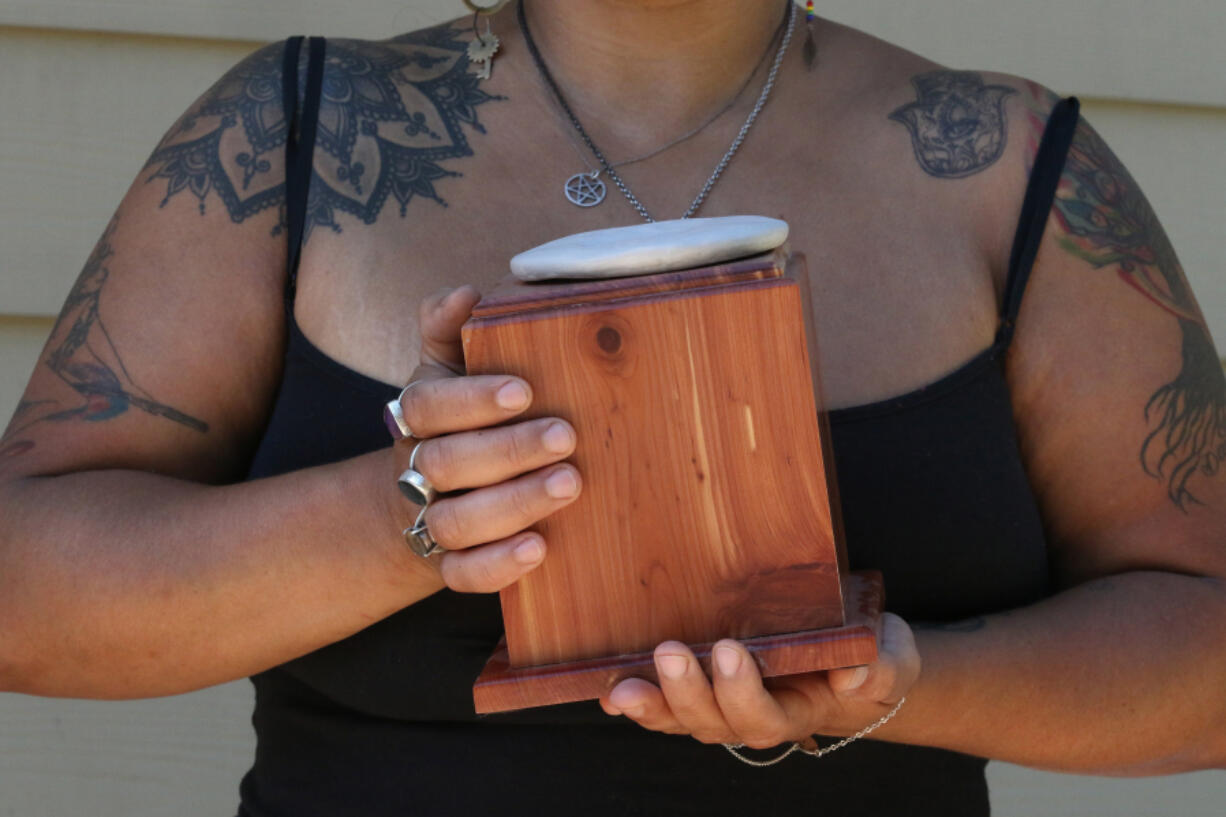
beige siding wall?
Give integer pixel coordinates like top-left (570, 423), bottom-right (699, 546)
top-left (1, 2), bottom-right (1223, 814)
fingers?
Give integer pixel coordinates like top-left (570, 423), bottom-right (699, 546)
top-left (423, 464), bottom-right (581, 550)
top-left (418, 286), bottom-right (481, 375)
top-left (436, 531), bottom-right (547, 593)
top-left (397, 374), bottom-right (533, 440)
top-left (413, 417), bottom-right (576, 492)
top-left (827, 613), bottom-right (920, 704)
top-left (608, 642), bottom-right (793, 748)
top-left (708, 640), bottom-right (802, 748)
top-left (650, 643), bottom-right (738, 744)
top-left (607, 617), bottom-right (922, 749)
top-left (604, 678), bottom-right (687, 735)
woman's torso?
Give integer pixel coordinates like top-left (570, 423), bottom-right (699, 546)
top-left (239, 16), bottom-right (1070, 816)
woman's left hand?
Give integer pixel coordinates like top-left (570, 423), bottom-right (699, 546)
top-left (599, 613), bottom-right (921, 749)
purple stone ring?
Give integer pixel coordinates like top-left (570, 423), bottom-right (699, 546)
top-left (384, 382), bottom-right (420, 441)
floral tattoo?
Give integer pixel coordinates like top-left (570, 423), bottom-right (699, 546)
top-left (143, 26), bottom-right (503, 241)
top-left (1052, 120), bottom-right (1226, 509)
top-left (0, 219), bottom-right (208, 461)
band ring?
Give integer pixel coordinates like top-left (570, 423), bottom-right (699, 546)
top-left (403, 506), bottom-right (444, 558)
top-left (396, 442), bottom-right (438, 506)
top-left (383, 381), bottom-right (422, 441)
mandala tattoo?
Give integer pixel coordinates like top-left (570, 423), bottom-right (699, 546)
top-left (145, 42), bottom-right (289, 224)
top-left (1053, 122), bottom-right (1226, 510)
top-left (0, 219), bottom-right (208, 461)
top-left (143, 26), bottom-right (502, 240)
top-left (890, 71), bottom-right (1016, 178)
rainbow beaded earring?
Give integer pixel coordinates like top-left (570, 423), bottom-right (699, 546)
top-left (792, 0), bottom-right (818, 69)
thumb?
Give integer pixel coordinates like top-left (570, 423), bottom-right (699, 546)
top-left (418, 285), bottom-right (481, 375)
top-left (827, 613), bottom-right (919, 703)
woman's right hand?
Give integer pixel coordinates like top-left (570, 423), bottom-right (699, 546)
top-left (387, 285), bottom-right (581, 594)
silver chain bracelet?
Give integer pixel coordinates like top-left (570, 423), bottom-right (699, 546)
top-left (722, 697), bottom-right (907, 767)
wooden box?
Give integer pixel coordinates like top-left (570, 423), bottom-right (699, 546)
top-left (461, 248), bottom-right (882, 713)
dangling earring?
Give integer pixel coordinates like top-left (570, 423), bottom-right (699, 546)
top-left (792, 0), bottom-right (818, 70)
top-left (463, 0), bottom-right (510, 81)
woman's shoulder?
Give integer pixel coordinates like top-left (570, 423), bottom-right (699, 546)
top-left (823, 19), bottom-right (1064, 176)
top-left (816, 18), bottom-right (1068, 281)
top-left (307, 21), bottom-right (478, 81)
top-left (322, 22), bottom-right (475, 67)
top-left (199, 22), bottom-right (478, 126)
top-left (820, 18), bottom-right (1063, 119)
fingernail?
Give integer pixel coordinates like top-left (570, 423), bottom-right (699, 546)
top-left (545, 468), bottom-right (578, 498)
top-left (444, 286), bottom-right (473, 307)
top-left (844, 666), bottom-right (869, 691)
top-left (542, 422), bottom-right (574, 454)
top-left (657, 655), bottom-right (687, 680)
top-left (513, 536), bottom-right (544, 565)
top-left (496, 381), bottom-right (529, 410)
top-left (714, 645), bottom-right (741, 677)
top-left (608, 687), bottom-right (638, 713)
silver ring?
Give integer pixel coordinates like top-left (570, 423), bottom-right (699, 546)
top-left (403, 506), bottom-right (444, 558)
top-left (396, 441), bottom-right (438, 506)
top-left (383, 381), bottom-right (421, 441)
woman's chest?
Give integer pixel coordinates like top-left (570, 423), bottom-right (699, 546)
top-left (290, 100), bottom-right (1003, 410)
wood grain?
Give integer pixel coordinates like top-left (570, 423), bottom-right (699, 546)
top-left (473, 571), bottom-right (882, 714)
top-left (464, 253), bottom-right (846, 670)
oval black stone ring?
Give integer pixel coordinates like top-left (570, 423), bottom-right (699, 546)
top-left (396, 442), bottom-right (437, 506)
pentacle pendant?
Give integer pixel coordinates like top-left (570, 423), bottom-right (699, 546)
top-left (564, 172), bottom-right (606, 207)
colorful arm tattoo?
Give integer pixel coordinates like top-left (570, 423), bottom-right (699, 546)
top-left (1052, 119), bottom-right (1226, 510)
top-left (0, 218), bottom-right (208, 461)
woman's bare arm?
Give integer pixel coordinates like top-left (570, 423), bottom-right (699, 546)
top-left (890, 103), bottom-right (1226, 773)
top-left (0, 41), bottom-right (577, 699)
top-left (0, 42), bottom-right (435, 698)
top-left (0, 450), bottom-right (430, 698)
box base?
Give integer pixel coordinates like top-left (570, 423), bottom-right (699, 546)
top-left (473, 571), bottom-right (884, 715)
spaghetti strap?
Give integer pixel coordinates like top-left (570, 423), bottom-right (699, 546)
top-left (996, 96), bottom-right (1081, 348)
top-left (283, 36), bottom-right (327, 306)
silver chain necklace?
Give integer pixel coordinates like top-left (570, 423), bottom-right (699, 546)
top-left (518, 0), bottom-right (796, 223)
top-left (544, 43), bottom-right (774, 208)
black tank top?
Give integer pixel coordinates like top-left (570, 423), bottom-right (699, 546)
top-left (237, 36), bottom-right (1081, 817)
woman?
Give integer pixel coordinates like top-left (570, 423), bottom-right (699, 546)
top-left (1, 1), bottom-right (1223, 814)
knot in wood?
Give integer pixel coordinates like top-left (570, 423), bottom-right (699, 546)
top-left (595, 325), bottom-right (622, 355)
